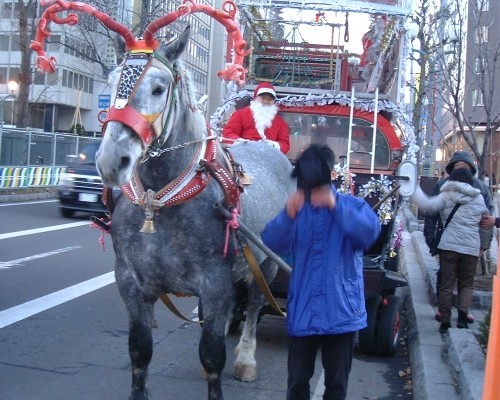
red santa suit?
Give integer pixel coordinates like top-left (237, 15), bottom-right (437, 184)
top-left (222, 106), bottom-right (290, 154)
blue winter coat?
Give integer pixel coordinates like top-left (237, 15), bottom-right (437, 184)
top-left (261, 185), bottom-right (381, 337)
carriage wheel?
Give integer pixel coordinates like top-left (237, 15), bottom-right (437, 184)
top-left (376, 295), bottom-right (402, 356)
top-left (358, 295), bottom-right (381, 354)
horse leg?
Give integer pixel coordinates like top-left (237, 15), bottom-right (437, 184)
top-left (117, 275), bottom-right (155, 400)
top-left (234, 257), bottom-right (277, 382)
top-left (225, 278), bottom-right (247, 335)
top-left (199, 285), bottom-right (231, 400)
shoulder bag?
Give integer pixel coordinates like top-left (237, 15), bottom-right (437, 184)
top-left (430, 203), bottom-right (461, 256)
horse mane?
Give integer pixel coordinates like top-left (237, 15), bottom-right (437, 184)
top-left (173, 59), bottom-right (200, 112)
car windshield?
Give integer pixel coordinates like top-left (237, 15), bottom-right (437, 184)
top-left (77, 141), bottom-right (101, 165)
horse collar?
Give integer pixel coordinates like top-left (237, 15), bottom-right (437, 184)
top-left (122, 133), bottom-right (214, 209)
top-left (120, 134), bottom-right (243, 233)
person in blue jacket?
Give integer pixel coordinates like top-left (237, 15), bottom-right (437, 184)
top-left (261, 144), bottom-right (381, 400)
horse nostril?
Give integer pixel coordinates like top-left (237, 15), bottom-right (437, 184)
top-left (119, 157), bottom-right (131, 170)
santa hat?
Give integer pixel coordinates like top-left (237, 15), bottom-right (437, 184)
top-left (253, 82), bottom-right (276, 99)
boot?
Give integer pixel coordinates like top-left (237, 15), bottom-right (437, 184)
top-left (435, 311), bottom-right (474, 324)
top-left (439, 322), bottom-right (451, 333)
top-left (457, 310), bottom-right (469, 329)
top-left (435, 312), bottom-right (441, 322)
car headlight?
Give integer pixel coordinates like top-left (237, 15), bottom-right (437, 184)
top-left (58, 172), bottom-right (76, 187)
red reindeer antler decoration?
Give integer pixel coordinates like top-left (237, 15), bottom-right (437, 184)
top-left (30, 0), bottom-right (250, 85)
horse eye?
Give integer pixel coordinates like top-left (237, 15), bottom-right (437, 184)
top-left (152, 86), bottom-right (165, 96)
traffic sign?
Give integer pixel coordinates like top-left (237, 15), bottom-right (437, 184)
top-left (98, 110), bottom-right (108, 123)
top-left (98, 94), bottom-right (111, 109)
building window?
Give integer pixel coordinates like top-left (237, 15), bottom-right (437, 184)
top-left (472, 89), bottom-right (484, 106)
top-left (62, 69), bottom-right (68, 87)
top-left (60, 69), bottom-right (93, 94)
top-left (0, 67), bottom-right (6, 84)
top-left (47, 70), bottom-right (59, 85)
top-left (10, 35), bottom-right (20, 52)
top-left (9, 67), bottom-right (19, 82)
top-left (475, 26), bottom-right (489, 43)
top-left (474, 57), bottom-right (488, 73)
top-left (48, 35), bottom-right (62, 52)
top-left (33, 69), bottom-right (46, 86)
top-left (0, 35), bottom-right (9, 51)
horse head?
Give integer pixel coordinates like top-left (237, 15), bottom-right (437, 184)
top-left (96, 27), bottom-right (195, 188)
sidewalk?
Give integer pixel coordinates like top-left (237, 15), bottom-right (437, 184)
top-left (400, 202), bottom-right (491, 400)
top-left (0, 186), bottom-right (57, 202)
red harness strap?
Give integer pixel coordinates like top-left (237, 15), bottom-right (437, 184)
top-left (104, 106), bottom-right (155, 146)
top-left (199, 157), bottom-right (243, 213)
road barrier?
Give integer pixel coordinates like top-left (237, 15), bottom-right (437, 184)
top-left (0, 166), bottom-right (65, 188)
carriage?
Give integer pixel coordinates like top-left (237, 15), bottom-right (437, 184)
top-left (207, 1), bottom-right (416, 357)
top-left (215, 84), bottom-right (410, 356)
top-left (31, 1), bottom-right (415, 399)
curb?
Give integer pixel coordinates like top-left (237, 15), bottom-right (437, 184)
top-left (446, 330), bottom-right (485, 400)
top-left (0, 188), bottom-right (58, 203)
top-left (400, 228), bottom-right (460, 400)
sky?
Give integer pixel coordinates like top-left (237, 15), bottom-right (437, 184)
top-left (279, 9), bottom-right (370, 55)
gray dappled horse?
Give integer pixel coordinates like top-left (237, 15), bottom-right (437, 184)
top-left (30, 2), bottom-right (292, 398)
top-left (95, 27), bottom-right (292, 400)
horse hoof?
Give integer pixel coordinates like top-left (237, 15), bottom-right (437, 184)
top-left (234, 362), bottom-right (257, 382)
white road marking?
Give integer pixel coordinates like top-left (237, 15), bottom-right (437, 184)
top-left (0, 221), bottom-right (90, 240)
top-left (0, 199), bottom-right (57, 207)
top-left (0, 272), bottom-right (115, 329)
top-left (0, 246), bottom-right (82, 269)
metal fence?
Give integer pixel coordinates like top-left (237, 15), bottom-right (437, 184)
top-left (0, 127), bottom-right (101, 188)
top-left (0, 127), bottom-right (101, 167)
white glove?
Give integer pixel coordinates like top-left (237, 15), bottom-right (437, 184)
top-left (233, 138), bottom-right (250, 144)
top-left (263, 139), bottom-right (280, 149)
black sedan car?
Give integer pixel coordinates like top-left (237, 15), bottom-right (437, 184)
top-left (58, 140), bottom-right (107, 218)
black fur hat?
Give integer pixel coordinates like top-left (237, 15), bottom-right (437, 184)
top-left (448, 167), bottom-right (473, 185)
top-left (292, 144), bottom-right (335, 190)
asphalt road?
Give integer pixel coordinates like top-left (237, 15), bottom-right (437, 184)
top-left (0, 199), bottom-right (412, 399)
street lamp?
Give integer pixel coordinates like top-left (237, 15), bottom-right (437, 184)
top-left (0, 80), bottom-right (19, 165)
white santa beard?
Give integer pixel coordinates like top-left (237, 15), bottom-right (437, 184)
top-left (250, 101), bottom-right (278, 139)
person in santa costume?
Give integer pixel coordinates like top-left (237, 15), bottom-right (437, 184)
top-left (222, 82), bottom-right (291, 154)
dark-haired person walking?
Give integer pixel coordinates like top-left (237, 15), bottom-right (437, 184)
top-left (261, 144), bottom-right (380, 400)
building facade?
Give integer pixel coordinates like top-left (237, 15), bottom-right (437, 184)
top-left (463, 0), bottom-right (500, 178)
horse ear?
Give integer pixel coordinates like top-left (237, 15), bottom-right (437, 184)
top-left (113, 35), bottom-right (127, 66)
top-left (162, 25), bottom-right (190, 62)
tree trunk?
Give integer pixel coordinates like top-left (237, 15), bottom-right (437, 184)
top-left (17, 0), bottom-right (36, 128)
